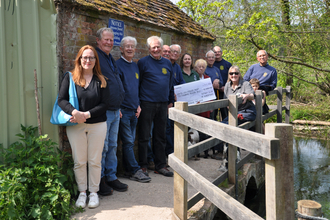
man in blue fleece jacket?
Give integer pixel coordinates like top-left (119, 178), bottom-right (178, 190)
top-left (96, 27), bottom-right (127, 195)
top-left (117, 36), bottom-right (151, 183)
top-left (243, 50), bottom-right (277, 93)
top-left (137, 36), bottom-right (175, 177)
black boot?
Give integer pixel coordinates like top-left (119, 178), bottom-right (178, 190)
top-left (98, 177), bottom-right (113, 196)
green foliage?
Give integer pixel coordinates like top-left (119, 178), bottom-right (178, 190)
top-left (0, 125), bottom-right (78, 219)
top-left (177, 0), bottom-right (330, 95)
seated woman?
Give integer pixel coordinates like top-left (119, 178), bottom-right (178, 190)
top-left (222, 65), bottom-right (256, 125)
top-left (58, 45), bottom-right (110, 209)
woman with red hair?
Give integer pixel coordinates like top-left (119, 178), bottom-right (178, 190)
top-left (58, 45), bottom-right (110, 209)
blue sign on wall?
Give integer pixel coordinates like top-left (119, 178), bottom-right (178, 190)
top-left (108, 18), bottom-right (124, 46)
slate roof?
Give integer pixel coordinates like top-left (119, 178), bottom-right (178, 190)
top-left (60, 0), bottom-right (215, 40)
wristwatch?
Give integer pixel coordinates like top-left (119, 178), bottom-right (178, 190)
top-left (87, 111), bottom-right (91, 119)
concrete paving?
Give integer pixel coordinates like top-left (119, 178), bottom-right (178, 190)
top-left (71, 155), bottom-right (224, 220)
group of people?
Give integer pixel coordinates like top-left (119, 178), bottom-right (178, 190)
top-left (57, 26), bottom-right (277, 209)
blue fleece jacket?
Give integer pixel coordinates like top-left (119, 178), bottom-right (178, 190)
top-left (243, 63), bottom-right (277, 90)
top-left (205, 65), bottom-right (224, 88)
top-left (137, 55), bottom-right (174, 103)
top-left (116, 57), bottom-right (140, 110)
top-left (213, 59), bottom-right (232, 83)
top-left (172, 62), bottom-right (185, 86)
top-left (96, 47), bottom-right (125, 110)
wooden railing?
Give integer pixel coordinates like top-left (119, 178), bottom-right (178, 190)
top-left (168, 86), bottom-right (295, 220)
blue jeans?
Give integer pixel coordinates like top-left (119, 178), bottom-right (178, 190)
top-left (119, 109), bottom-right (140, 174)
top-left (101, 110), bottom-right (120, 181)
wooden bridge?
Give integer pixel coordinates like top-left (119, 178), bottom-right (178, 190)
top-left (168, 86), bottom-right (295, 220)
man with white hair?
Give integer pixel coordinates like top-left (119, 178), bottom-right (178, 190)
top-left (243, 50), bottom-right (277, 93)
top-left (205, 50), bottom-right (224, 121)
top-left (137, 36), bottom-right (175, 177)
top-left (213, 46), bottom-right (231, 121)
top-left (117, 36), bottom-right (151, 183)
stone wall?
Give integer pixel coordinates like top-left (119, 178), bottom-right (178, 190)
top-left (56, 3), bottom-right (214, 168)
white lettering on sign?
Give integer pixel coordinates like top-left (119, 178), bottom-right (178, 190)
top-left (111, 20), bottom-right (122, 27)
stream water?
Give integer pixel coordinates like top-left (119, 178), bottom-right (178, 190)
top-left (215, 136), bottom-right (330, 219)
top-left (294, 136), bottom-right (330, 218)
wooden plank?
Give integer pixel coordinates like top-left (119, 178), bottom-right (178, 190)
top-left (265, 124), bottom-right (295, 220)
top-left (188, 137), bottom-right (222, 158)
top-left (285, 86), bottom-right (291, 123)
top-left (262, 110), bottom-right (277, 121)
top-left (255, 90), bottom-right (263, 134)
top-left (169, 108), bottom-right (280, 159)
top-left (268, 89), bottom-right (278, 96)
top-left (277, 87), bottom-right (283, 123)
top-left (292, 120), bottom-right (330, 126)
top-left (168, 154), bottom-right (264, 220)
top-left (238, 120), bottom-right (255, 130)
top-left (188, 99), bottom-right (230, 114)
top-left (228, 95), bottom-right (238, 184)
top-left (187, 152), bottom-right (255, 209)
top-left (173, 102), bottom-right (188, 220)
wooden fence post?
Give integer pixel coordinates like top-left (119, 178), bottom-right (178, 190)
top-left (255, 90), bottom-right (263, 134)
top-left (285, 86), bottom-right (291, 124)
top-left (173, 102), bottom-right (188, 220)
top-left (277, 87), bottom-right (283, 123)
top-left (265, 123), bottom-right (294, 220)
top-left (228, 95), bottom-right (238, 184)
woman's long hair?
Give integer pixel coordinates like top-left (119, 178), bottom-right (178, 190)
top-left (180, 53), bottom-right (194, 70)
top-left (71, 45), bottom-right (107, 88)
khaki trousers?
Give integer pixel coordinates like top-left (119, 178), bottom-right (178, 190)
top-left (66, 122), bottom-right (106, 192)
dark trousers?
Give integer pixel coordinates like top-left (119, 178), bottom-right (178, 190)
top-left (165, 118), bottom-right (174, 156)
top-left (138, 101), bottom-right (167, 170)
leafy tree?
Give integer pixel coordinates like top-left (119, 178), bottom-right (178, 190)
top-left (178, 0), bottom-right (330, 95)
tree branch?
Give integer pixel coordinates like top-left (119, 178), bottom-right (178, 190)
top-left (248, 38), bottom-right (330, 73)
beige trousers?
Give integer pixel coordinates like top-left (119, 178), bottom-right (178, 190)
top-left (66, 122), bottom-right (106, 193)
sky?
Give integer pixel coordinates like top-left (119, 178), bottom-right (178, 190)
top-left (170, 0), bottom-right (180, 4)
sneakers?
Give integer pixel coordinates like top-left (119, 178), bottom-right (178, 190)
top-left (141, 167), bottom-right (149, 176)
top-left (147, 161), bottom-right (155, 170)
top-left (154, 167), bottom-right (173, 177)
top-left (75, 192), bottom-right (87, 208)
top-left (107, 179), bottom-right (128, 192)
top-left (98, 177), bottom-right (113, 196)
top-left (130, 169), bottom-right (151, 183)
top-left (88, 192), bottom-right (99, 209)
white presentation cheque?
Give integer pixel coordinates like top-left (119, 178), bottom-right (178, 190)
top-left (174, 78), bottom-right (216, 105)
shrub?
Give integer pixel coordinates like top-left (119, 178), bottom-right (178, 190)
top-left (0, 125), bottom-right (78, 219)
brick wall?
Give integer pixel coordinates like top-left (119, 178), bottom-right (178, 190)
top-left (56, 3), bottom-right (214, 172)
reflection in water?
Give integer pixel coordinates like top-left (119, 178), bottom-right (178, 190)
top-left (294, 137), bottom-right (330, 218)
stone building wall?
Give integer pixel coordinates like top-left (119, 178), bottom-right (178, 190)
top-left (55, 3), bottom-right (214, 170)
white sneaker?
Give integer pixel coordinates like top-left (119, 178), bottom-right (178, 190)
top-left (75, 192), bottom-right (87, 208)
top-left (88, 192), bottom-right (99, 209)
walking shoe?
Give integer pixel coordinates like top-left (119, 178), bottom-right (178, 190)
top-left (98, 177), bottom-right (113, 196)
top-left (107, 179), bottom-right (128, 192)
top-left (154, 167), bottom-right (173, 177)
top-left (130, 169), bottom-right (151, 183)
top-left (88, 192), bottom-right (99, 209)
top-left (141, 167), bottom-right (149, 176)
top-left (147, 161), bottom-right (155, 170)
top-left (75, 192), bottom-right (87, 208)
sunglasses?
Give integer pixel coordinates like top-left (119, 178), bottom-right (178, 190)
top-left (229, 72), bottom-right (239, 75)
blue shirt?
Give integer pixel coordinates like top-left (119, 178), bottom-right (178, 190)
top-left (243, 63), bottom-right (277, 91)
top-left (213, 59), bottom-right (232, 83)
top-left (137, 55), bottom-right (174, 103)
top-left (172, 63), bottom-right (185, 86)
top-left (205, 65), bottom-right (224, 88)
top-left (117, 57), bottom-right (140, 110)
top-left (96, 47), bottom-right (125, 110)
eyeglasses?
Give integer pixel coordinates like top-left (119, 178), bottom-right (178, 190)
top-left (207, 57), bottom-right (215, 59)
top-left (229, 72), bottom-right (239, 75)
top-left (171, 50), bottom-right (180, 54)
top-left (124, 45), bottom-right (135, 49)
top-left (81, 56), bottom-right (96, 61)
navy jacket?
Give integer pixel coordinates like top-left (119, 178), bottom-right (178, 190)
top-left (96, 47), bottom-right (125, 111)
